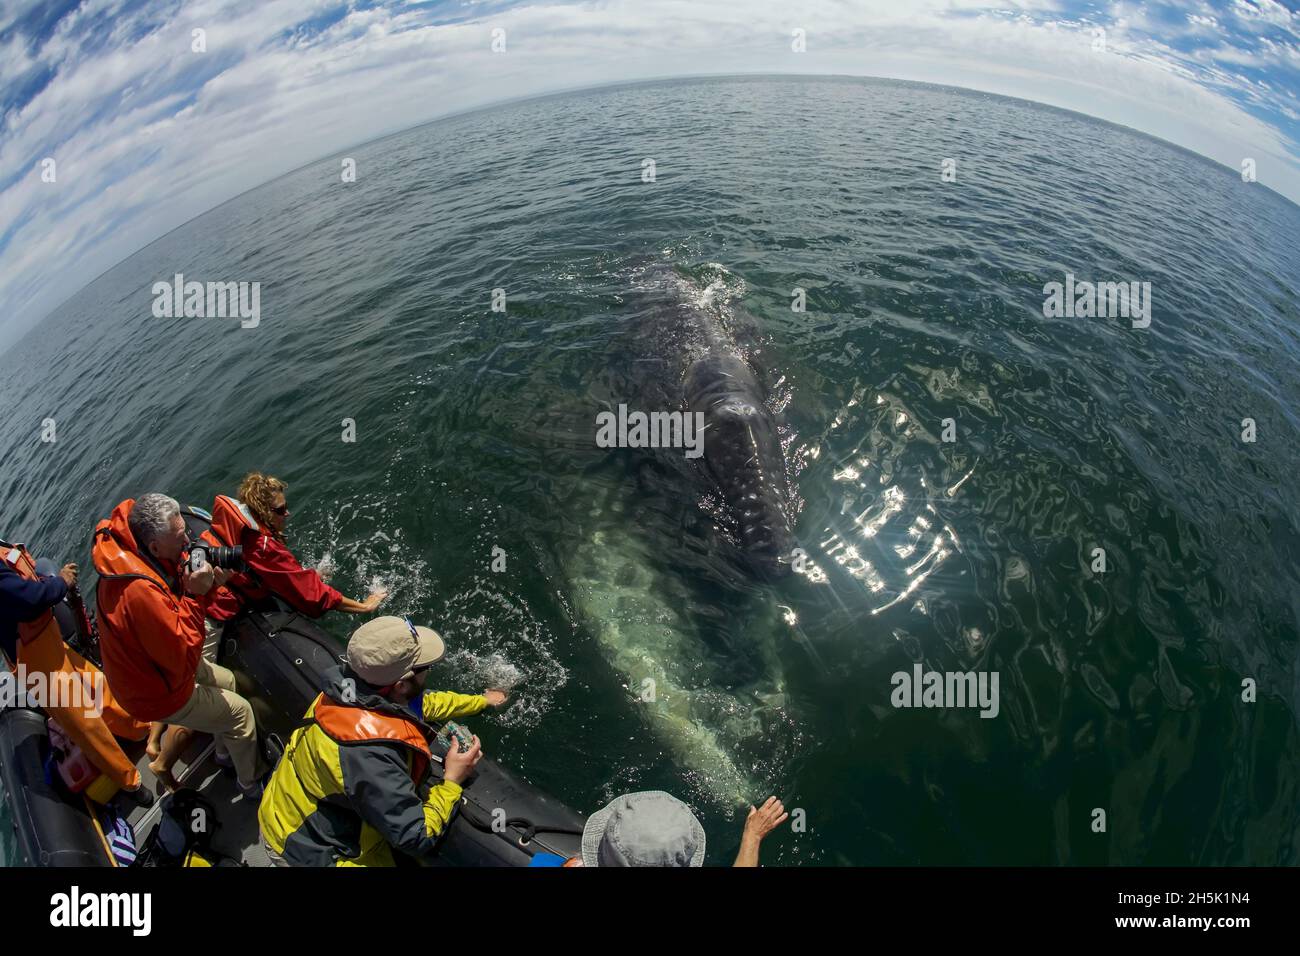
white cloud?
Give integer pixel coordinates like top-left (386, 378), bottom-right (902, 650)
top-left (1232, 0), bottom-right (1296, 29)
top-left (0, 0), bottom-right (1297, 348)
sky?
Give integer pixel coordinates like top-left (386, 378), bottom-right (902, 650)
top-left (0, 0), bottom-right (1297, 350)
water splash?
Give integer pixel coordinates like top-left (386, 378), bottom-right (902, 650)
top-left (435, 581), bottom-right (568, 731)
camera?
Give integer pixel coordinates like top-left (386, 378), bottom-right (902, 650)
top-left (188, 541), bottom-right (245, 573)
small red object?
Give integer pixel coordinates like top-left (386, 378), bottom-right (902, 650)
top-left (47, 717), bottom-right (98, 793)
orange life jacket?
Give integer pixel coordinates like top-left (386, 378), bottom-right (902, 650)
top-left (310, 693), bottom-right (432, 784)
top-left (0, 541), bottom-right (147, 796)
top-left (90, 507), bottom-right (180, 601)
top-left (203, 494), bottom-right (259, 551)
top-left (0, 542), bottom-right (60, 652)
top-left (202, 494), bottom-right (265, 613)
top-left (91, 500), bottom-right (206, 721)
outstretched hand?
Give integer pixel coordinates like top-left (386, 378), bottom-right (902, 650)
top-left (58, 563), bottom-right (78, 588)
top-left (743, 796), bottom-right (788, 842)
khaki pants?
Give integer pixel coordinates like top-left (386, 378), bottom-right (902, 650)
top-left (161, 635), bottom-right (259, 789)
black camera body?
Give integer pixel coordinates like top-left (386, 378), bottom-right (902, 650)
top-left (188, 541), bottom-right (245, 573)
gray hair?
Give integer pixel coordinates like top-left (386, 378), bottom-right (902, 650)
top-left (129, 493), bottom-right (181, 552)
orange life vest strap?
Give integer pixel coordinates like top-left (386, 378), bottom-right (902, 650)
top-left (1, 540), bottom-right (38, 579)
top-left (310, 694), bottom-right (432, 782)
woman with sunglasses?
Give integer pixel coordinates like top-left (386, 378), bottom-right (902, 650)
top-left (204, 472), bottom-right (388, 625)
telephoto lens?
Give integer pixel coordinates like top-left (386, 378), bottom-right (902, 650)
top-left (209, 545), bottom-right (244, 570)
top-left (190, 543), bottom-right (246, 572)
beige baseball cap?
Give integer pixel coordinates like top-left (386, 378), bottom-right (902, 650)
top-left (346, 616), bottom-right (446, 687)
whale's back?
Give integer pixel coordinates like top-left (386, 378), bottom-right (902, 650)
top-left (685, 353), bottom-right (796, 576)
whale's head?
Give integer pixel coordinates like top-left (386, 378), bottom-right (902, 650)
top-left (685, 354), bottom-right (796, 579)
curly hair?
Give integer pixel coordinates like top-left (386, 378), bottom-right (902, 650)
top-left (238, 472), bottom-right (288, 538)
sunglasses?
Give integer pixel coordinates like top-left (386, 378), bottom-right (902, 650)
top-left (271, 503), bottom-right (290, 516)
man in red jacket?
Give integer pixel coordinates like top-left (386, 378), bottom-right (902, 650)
top-left (92, 494), bottom-right (263, 796)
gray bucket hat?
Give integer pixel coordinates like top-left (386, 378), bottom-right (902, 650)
top-left (581, 791), bottom-right (706, 867)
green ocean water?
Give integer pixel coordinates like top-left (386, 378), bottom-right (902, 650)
top-left (2, 75), bottom-right (1298, 866)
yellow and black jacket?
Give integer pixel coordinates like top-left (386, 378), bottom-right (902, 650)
top-left (258, 667), bottom-right (488, 866)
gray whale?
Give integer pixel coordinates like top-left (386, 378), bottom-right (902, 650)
top-left (641, 265), bottom-right (797, 578)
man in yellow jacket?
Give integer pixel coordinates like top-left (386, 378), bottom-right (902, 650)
top-left (258, 616), bottom-right (508, 866)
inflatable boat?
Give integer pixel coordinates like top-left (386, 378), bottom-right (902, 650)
top-left (0, 509), bottom-right (585, 867)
